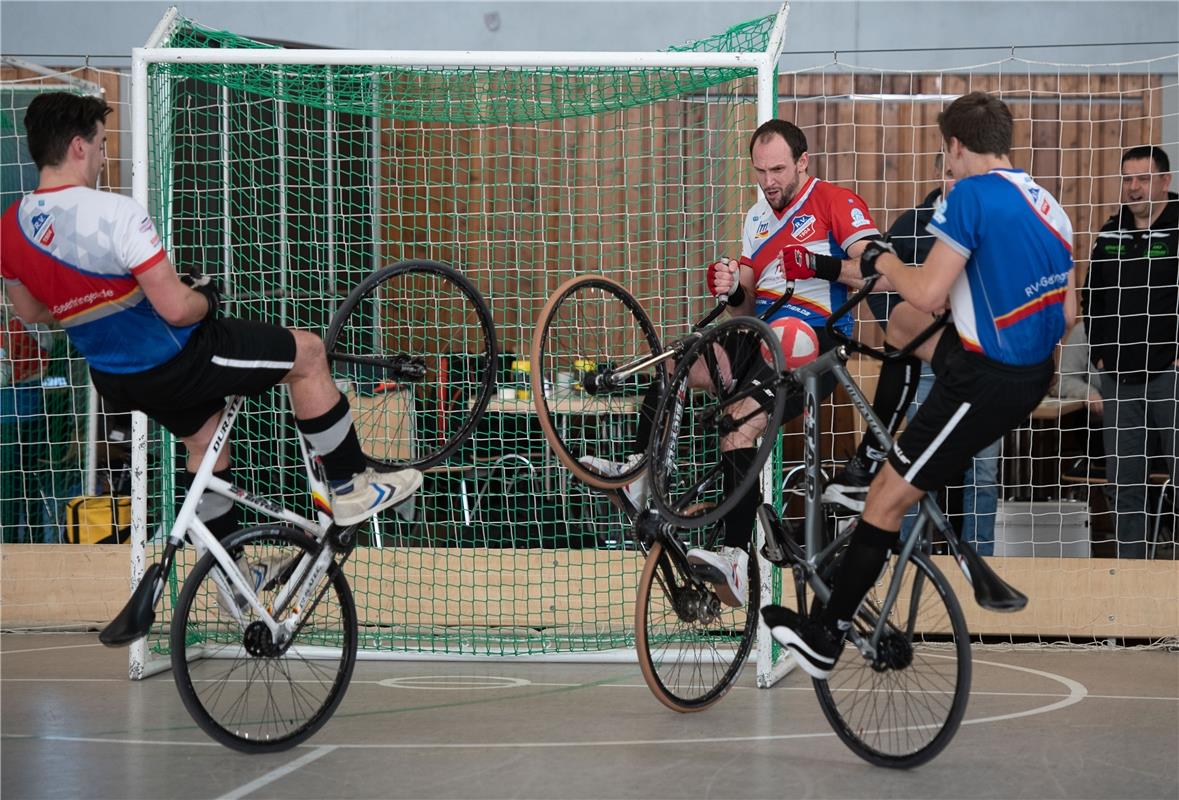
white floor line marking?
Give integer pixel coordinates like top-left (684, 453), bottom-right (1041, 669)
top-left (0, 657), bottom-right (1116, 751)
top-left (214, 745), bottom-right (337, 800)
top-left (959, 657), bottom-right (1088, 726)
top-left (0, 642), bottom-right (106, 655)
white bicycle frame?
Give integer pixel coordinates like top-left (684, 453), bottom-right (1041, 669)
top-left (167, 393), bottom-right (339, 639)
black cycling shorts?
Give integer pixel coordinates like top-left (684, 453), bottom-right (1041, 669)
top-left (888, 327), bottom-right (1053, 492)
top-left (90, 318), bottom-right (298, 438)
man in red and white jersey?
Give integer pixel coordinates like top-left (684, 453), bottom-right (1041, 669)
top-left (687, 119), bottom-right (886, 601)
top-left (586, 119), bottom-right (885, 608)
top-left (0, 93), bottom-right (421, 552)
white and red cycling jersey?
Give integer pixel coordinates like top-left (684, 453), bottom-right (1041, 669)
top-left (1, 185), bottom-right (195, 374)
top-left (738, 176), bottom-right (880, 334)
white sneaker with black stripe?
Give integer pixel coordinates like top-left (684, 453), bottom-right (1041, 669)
top-left (331, 467), bottom-right (423, 526)
top-left (686, 545), bottom-right (749, 607)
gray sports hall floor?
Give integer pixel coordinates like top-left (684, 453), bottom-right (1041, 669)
top-left (2, 632), bottom-right (1176, 800)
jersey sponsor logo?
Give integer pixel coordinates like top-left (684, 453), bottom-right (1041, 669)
top-left (51, 287), bottom-right (117, 318)
top-left (790, 213), bottom-right (816, 240)
top-left (1040, 198), bottom-right (1051, 215)
top-left (755, 219), bottom-right (771, 239)
top-left (31, 212), bottom-right (55, 245)
top-left (138, 217), bottom-right (153, 233)
top-left (1023, 269), bottom-right (1070, 298)
top-left (1028, 187), bottom-right (1041, 202)
top-left (850, 207), bottom-right (871, 228)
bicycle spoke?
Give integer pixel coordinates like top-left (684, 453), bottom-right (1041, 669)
top-left (814, 551), bottom-right (971, 768)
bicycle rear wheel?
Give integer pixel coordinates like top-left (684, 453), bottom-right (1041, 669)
top-left (813, 549), bottom-right (971, 769)
top-left (530, 274), bottom-right (664, 489)
top-left (170, 525), bottom-right (357, 753)
top-left (325, 260), bottom-right (497, 470)
top-left (648, 316), bottom-right (787, 528)
top-left (635, 534), bottom-right (760, 712)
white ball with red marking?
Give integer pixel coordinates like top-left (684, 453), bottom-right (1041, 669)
top-left (762, 316), bottom-right (820, 369)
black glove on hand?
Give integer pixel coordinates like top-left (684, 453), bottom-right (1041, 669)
top-left (858, 238), bottom-right (897, 279)
top-left (180, 270), bottom-right (222, 321)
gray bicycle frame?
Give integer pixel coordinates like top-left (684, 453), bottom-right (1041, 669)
top-left (789, 345), bottom-right (952, 653)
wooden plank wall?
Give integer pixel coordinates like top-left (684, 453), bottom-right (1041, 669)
top-left (373, 72), bottom-right (1162, 362)
top-left (5, 545), bottom-right (1176, 639)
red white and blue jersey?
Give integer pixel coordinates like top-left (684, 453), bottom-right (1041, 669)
top-left (927, 169), bottom-right (1073, 366)
top-left (738, 176), bottom-right (880, 335)
top-left (0, 186), bottom-right (195, 374)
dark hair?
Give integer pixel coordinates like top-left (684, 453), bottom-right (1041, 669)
top-left (937, 91), bottom-right (1013, 157)
top-left (1122, 145), bottom-right (1171, 174)
top-left (749, 119), bottom-right (808, 160)
top-left (24, 92), bottom-right (113, 170)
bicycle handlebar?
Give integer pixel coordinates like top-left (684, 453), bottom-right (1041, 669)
top-left (823, 274), bottom-right (950, 362)
top-left (695, 280), bottom-right (797, 332)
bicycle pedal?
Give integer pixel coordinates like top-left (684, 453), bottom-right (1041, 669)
top-left (759, 541), bottom-right (790, 567)
top-left (690, 563), bottom-right (726, 584)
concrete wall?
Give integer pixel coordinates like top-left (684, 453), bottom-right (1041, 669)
top-left (2, 1), bottom-right (1176, 67)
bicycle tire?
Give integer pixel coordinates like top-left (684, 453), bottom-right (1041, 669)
top-left (635, 537), bottom-right (759, 712)
top-left (170, 525), bottom-right (358, 753)
top-left (530, 274), bottom-right (664, 489)
top-left (813, 549), bottom-right (972, 769)
top-left (648, 315), bottom-right (787, 528)
top-left (325, 260), bottom-right (498, 470)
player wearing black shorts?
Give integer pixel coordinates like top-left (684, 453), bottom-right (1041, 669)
top-left (1, 92), bottom-right (421, 559)
top-left (584, 119), bottom-right (882, 608)
top-left (763, 91), bottom-right (1076, 679)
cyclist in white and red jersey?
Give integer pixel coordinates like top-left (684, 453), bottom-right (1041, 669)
top-left (764, 92), bottom-right (1076, 679)
top-left (0, 93), bottom-right (421, 545)
top-left (585, 119), bottom-right (885, 608)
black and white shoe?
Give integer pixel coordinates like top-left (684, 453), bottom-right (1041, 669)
top-left (822, 454), bottom-right (875, 513)
top-left (761, 604), bottom-right (845, 680)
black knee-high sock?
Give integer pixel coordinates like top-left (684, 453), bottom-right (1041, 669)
top-left (856, 345), bottom-right (920, 468)
top-left (295, 393), bottom-right (366, 483)
top-left (178, 468), bottom-right (240, 541)
top-left (631, 379), bottom-right (663, 455)
top-left (721, 447), bottom-right (760, 551)
top-left (820, 520), bottom-right (899, 625)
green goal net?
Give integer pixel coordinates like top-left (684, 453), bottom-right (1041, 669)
top-left (137, 11), bottom-right (777, 664)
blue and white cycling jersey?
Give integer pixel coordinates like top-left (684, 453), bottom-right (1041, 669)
top-left (928, 168), bottom-right (1073, 365)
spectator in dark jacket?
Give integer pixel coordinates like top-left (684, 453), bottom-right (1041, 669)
top-left (1084, 144), bottom-right (1178, 558)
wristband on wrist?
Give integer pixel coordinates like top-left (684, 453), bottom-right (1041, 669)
top-left (726, 285), bottom-right (746, 306)
top-left (811, 253), bottom-right (842, 282)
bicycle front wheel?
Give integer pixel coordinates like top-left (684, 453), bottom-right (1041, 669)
top-left (813, 549), bottom-right (971, 769)
top-left (530, 274), bottom-right (664, 489)
top-left (635, 535), bottom-right (760, 711)
top-left (648, 316), bottom-right (787, 528)
top-left (170, 525), bottom-right (358, 753)
top-left (326, 260), bottom-right (498, 470)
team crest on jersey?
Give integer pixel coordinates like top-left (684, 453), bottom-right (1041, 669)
top-left (755, 219), bottom-right (772, 239)
top-left (850, 207), bottom-right (871, 228)
top-left (790, 214), bottom-right (816, 240)
top-left (31, 212), bottom-right (55, 246)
